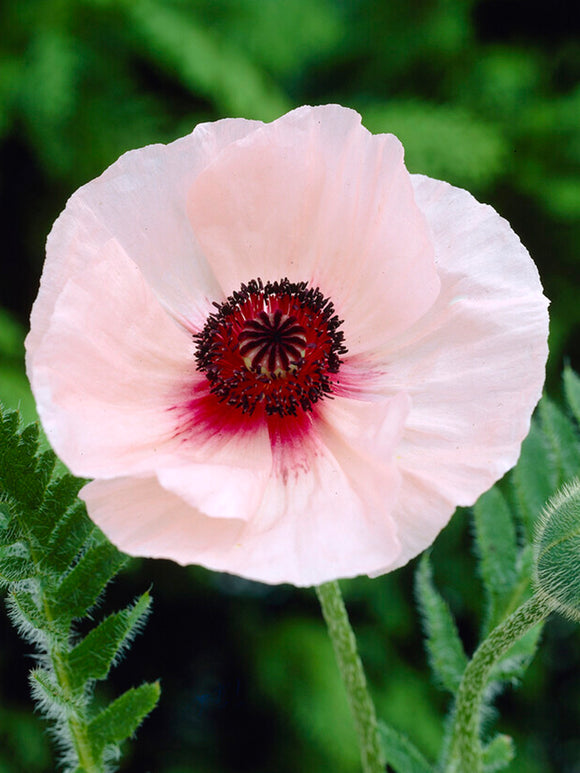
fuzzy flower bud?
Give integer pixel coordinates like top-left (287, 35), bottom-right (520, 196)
top-left (534, 479), bottom-right (580, 621)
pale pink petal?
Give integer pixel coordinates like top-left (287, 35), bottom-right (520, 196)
top-left (27, 116), bottom-right (263, 354)
top-left (27, 236), bottom-right (274, 483)
top-left (26, 237), bottom-right (270, 485)
top-left (367, 175), bottom-right (549, 572)
top-left (26, 238), bottom-right (198, 477)
top-left (156, 450), bottom-right (272, 522)
top-left (81, 476), bottom-right (247, 563)
top-left (81, 391), bottom-right (409, 585)
top-left (187, 104), bottom-right (440, 350)
top-left (27, 106), bottom-right (549, 586)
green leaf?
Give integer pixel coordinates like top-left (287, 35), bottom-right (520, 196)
top-left (0, 499), bottom-right (23, 546)
top-left (29, 667), bottom-right (78, 719)
top-left (88, 682), bottom-right (161, 754)
top-left (539, 396), bottom-right (580, 485)
top-left (8, 589), bottom-right (49, 632)
top-left (415, 554), bottom-right (468, 693)
top-left (0, 407), bottom-right (19, 437)
top-left (473, 487), bottom-right (518, 631)
top-left (482, 733), bottom-right (515, 772)
top-left (52, 538), bottom-right (128, 621)
top-left (0, 412), bottom-right (41, 508)
top-left (378, 721), bottom-right (432, 773)
top-left (563, 366), bottom-right (580, 427)
top-left (512, 420), bottom-right (557, 539)
top-left (45, 501), bottom-right (94, 573)
top-left (36, 473), bottom-right (87, 550)
top-left (0, 553), bottom-right (36, 585)
top-left (0, 404), bottom-right (157, 770)
top-left (0, 526), bottom-right (21, 548)
top-left (68, 593), bottom-right (152, 689)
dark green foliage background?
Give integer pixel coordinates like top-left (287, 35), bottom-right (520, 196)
top-left (0, 0), bottom-right (578, 770)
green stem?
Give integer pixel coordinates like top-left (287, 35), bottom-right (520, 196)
top-left (50, 645), bottom-right (100, 773)
top-left (446, 594), bottom-right (550, 773)
top-left (29, 538), bottom-right (101, 773)
top-left (316, 581), bottom-right (386, 773)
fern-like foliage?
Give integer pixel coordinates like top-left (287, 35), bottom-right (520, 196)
top-left (0, 406), bottom-right (159, 773)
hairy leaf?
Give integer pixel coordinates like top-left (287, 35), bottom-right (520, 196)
top-left (9, 588), bottom-right (50, 633)
top-left (45, 501), bottom-right (94, 573)
top-left (378, 721), bottom-right (432, 773)
top-left (30, 667), bottom-right (76, 720)
top-left (52, 538), bottom-right (127, 622)
top-left (473, 487), bottom-right (518, 632)
top-left (68, 592), bottom-right (152, 689)
top-left (0, 553), bottom-right (36, 585)
top-left (539, 396), bottom-right (580, 485)
top-left (415, 554), bottom-right (468, 693)
top-left (483, 733), bottom-right (515, 772)
top-left (0, 405), bottom-right (158, 771)
top-left (88, 682), bottom-right (161, 755)
top-left (512, 421), bottom-right (557, 539)
top-left (563, 366), bottom-right (580, 427)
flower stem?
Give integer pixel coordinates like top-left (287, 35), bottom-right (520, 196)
top-left (446, 594), bottom-right (550, 772)
top-left (315, 581), bottom-right (386, 773)
top-left (30, 536), bottom-right (102, 773)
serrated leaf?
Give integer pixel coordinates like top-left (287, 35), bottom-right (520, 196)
top-left (9, 589), bottom-right (48, 632)
top-left (482, 733), bottom-right (515, 771)
top-left (0, 405), bottom-right (156, 770)
top-left (88, 682), bottom-right (160, 754)
top-left (0, 408), bottom-right (19, 437)
top-left (0, 499), bottom-right (23, 546)
top-left (512, 420), bottom-right (557, 539)
top-left (564, 366), bottom-right (580, 427)
top-left (0, 554), bottom-right (36, 585)
top-left (0, 413), bottom-right (38, 507)
top-left (45, 501), bottom-right (94, 573)
top-left (473, 487), bottom-right (518, 631)
top-left (19, 422), bottom-right (40, 454)
top-left (68, 593), bottom-right (152, 689)
top-left (378, 721), bottom-right (432, 773)
top-left (0, 410), bottom-right (57, 545)
top-left (53, 539), bottom-right (128, 621)
top-left (415, 554), bottom-right (468, 693)
top-left (43, 474), bottom-right (86, 521)
top-left (0, 526), bottom-right (21, 548)
top-left (35, 448), bottom-right (57, 488)
top-left (31, 473), bottom-right (87, 548)
top-left (30, 667), bottom-right (76, 719)
top-left (539, 396), bottom-right (580, 485)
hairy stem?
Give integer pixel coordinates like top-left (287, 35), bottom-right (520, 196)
top-left (50, 644), bottom-right (100, 773)
top-left (316, 581), bottom-right (386, 773)
top-left (446, 594), bottom-right (549, 772)
top-left (31, 543), bottom-right (101, 773)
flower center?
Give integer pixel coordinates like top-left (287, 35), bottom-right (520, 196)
top-left (238, 310), bottom-right (307, 376)
top-left (194, 278), bottom-right (346, 417)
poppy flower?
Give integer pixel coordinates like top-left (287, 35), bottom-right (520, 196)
top-left (26, 105), bottom-right (549, 586)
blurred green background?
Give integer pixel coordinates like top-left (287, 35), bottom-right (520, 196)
top-left (0, 0), bottom-right (578, 771)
